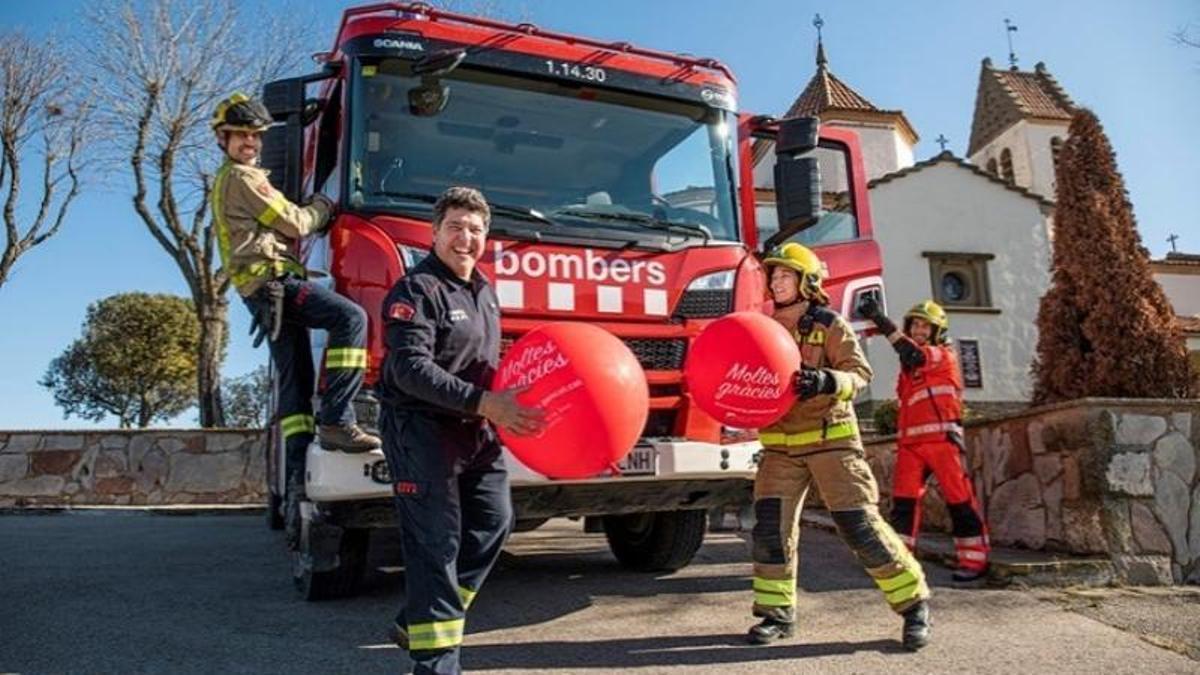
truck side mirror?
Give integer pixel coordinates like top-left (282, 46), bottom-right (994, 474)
top-left (766, 116), bottom-right (822, 251)
top-left (261, 77), bottom-right (307, 202)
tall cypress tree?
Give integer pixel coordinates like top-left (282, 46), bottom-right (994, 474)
top-left (1032, 109), bottom-right (1192, 403)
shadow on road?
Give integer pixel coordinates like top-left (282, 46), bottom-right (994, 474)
top-left (466, 634), bottom-right (904, 670)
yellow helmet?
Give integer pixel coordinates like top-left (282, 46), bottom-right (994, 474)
top-left (763, 242), bottom-right (826, 300)
top-left (904, 300), bottom-right (949, 342)
top-left (211, 92), bottom-right (273, 133)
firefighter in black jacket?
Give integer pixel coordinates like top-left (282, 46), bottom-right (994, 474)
top-left (378, 187), bottom-right (544, 675)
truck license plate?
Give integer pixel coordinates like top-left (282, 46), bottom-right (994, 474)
top-left (617, 444), bottom-right (658, 476)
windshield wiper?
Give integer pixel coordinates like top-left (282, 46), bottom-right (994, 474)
top-left (488, 202), bottom-right (559, 227)
top-left (371, 190), bottom-right (437, 202)
top-left (554, 208), bottom-right (711, 243)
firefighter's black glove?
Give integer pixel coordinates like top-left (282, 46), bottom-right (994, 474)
top-left (858, 296), bottom-right (899, 334)
top-left (857, 295), bottom-right (882, 321)
top-left (896, 340), bottom-right (927, 371)
top-left (794, 366), bottom-right (837, 400)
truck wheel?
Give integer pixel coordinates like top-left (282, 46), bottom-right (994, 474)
top-left (290, 506), bottom-right (369, 601)
top-left (602, 509), bottom-right (707, 572)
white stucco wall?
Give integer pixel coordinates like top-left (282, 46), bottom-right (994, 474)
top-left (1154, 271), bottom-right (1200, 317)
top-left (826, 121), bottom-right (913, 181)
top-left (969, 119), bottom-right (1069, 200)
top-left (865, 162), bottom-right (1053, 403)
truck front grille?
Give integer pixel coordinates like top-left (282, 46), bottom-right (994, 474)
top-left (621, 337), bottom-right (687, 371)
top-left (500, 335), bottom-right (686, 371)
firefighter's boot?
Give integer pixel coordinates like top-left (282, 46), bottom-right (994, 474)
top-left (318, 423), bottom-right (381, 452)
top-left (747, 617), bottom-right (795, 645)
top-left (901, 600), bottom-right (931, 651)
top-left (952, 564), bottom-right (990, 587)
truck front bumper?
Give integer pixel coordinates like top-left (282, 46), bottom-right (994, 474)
top-left (304, 438), bottom-right (760, 520)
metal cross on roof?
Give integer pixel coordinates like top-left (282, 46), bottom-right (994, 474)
top-left (936, 134), bottom-right (949, 151)
top-left (1168, 233), bottom-right (1180, 252)
top-left (1005, 19), bottom-right (1020, 70)
top-left (813, 14), bottom-right (824, 40)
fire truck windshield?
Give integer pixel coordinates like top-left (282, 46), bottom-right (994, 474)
top-left (346, 58), bottom-right (740, 245)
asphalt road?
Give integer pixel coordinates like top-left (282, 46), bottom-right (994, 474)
top-left (1, 512), bottom-right (1197, 674)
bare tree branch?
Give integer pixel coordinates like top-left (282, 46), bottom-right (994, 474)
top-left (0, 32), bottom-right (93, 290)
top-left (86, 0), bottom-right (317, 426)
top-left (1176, 23), bottom-right (1200, 49)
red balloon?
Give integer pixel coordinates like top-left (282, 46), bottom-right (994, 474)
top-left (684, 311), bottom-right (799, 428)
top-left (493, 323), bottom-right (649, 479)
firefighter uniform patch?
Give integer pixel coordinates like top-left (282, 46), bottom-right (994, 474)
top-left (255, 181), bottom-right (273, 198)
top-left (388, 301), bottom-right (416, 321)
top-left (394, 481), bottom-right (420, 496)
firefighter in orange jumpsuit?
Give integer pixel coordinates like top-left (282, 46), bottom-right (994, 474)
top-left (748, 243), bottom-right (931, 650)
top-left (859, 298), bottom-right (990, 584)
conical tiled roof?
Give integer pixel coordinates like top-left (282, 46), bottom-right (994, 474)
top-left (782, 40), bottom-right (918, 144)
top-left (967, 59), bottom-right (1075, 157)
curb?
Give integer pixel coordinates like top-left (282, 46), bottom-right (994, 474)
top-left (0, 504), bottom-right (266, 517)
top-left (799, 510), bottom-right (1116, 588)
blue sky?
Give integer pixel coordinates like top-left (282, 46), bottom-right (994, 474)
top-left (2, 0), bottom-right (1197, 429)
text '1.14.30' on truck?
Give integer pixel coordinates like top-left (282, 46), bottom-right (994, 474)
top-left (259, 2), bottom-right (884, 600)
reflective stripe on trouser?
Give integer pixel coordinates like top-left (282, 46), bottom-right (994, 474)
top-left (324, 347), bottom-right (368, 369)
top-left (751, 448), bottom-right (918, 620)
top-left (273, 276), bottom-right (367, 428)
top-left (380, 410), bottom-right (513, 675)
top-left (759, 420), bottom-right (858, 448)
top-left (458, 585), bottom-right (478, 609)
top-left (407, 619), bottom-right (465, 651)
top-left (955, 535), bottom-right (990, 573)
top-left (891, 440), bottom-right (988, 560)
top-left (280, 413), bottom-right (315, 440)
top-left (246, 292), bottom-right (315, 485)
top-left (830, 506), bottom-right (930, 613)
top-left (752, 576), bottom-right (795, 609)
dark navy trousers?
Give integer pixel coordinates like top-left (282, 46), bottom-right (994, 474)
top-left (379, 407), bottom-right (512, 675)
top-left (243, 275), bottom-right (367, 484)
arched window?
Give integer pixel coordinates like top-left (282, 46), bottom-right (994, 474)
top-left (986, 158), bottom-right (998, 176)
top-left (1051, 136), bottom-right (1064, 172)
top-left (1000, 148), bottom-right (1015, 184)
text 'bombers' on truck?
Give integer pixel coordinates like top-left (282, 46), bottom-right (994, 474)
top-left (260, 2), bottom-right (885, 600)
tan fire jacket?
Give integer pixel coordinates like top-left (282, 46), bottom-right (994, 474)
top-left (211, 160), bottom-right (331, 297)
top-left (759, 301), bottom-right (873, 455)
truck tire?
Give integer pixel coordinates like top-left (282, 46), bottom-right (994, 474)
top-left (290, 506), bottom-right (369, 601)
top-left (602, 509), bottom-right (707, 572)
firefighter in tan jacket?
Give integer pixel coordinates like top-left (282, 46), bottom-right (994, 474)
top-left (747, 243), bottom-right (932, 650)
top-left (210, 93), bottom-right (379, 501)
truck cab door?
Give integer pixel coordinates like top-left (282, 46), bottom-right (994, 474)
top-left (737, 114), bottom-right (885, 329)
top-left (737, 114), bottom-right (822, 252)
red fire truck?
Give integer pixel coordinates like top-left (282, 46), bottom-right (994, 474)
top-left (260, 2), bottom-right (885, 599)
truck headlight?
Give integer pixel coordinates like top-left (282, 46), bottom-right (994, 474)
top-left (674, 269), bottom-right (735, 318)
top-left (687, 269), bottom-right (734, 291)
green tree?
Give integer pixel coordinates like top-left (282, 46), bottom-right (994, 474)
top-left (41, 293), bottom-right (202, 427)
top-left (1031, 109), bottom-right (1193, 403)
top-left (223, 364), bottom-right (271, 428)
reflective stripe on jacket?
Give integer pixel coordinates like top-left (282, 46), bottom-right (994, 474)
top-left (896, 343), bottom-right (963, 446)
top-left (211, 160), bottom-right (330, 296)
top-left (760, 302), bottom-right (871, 454)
